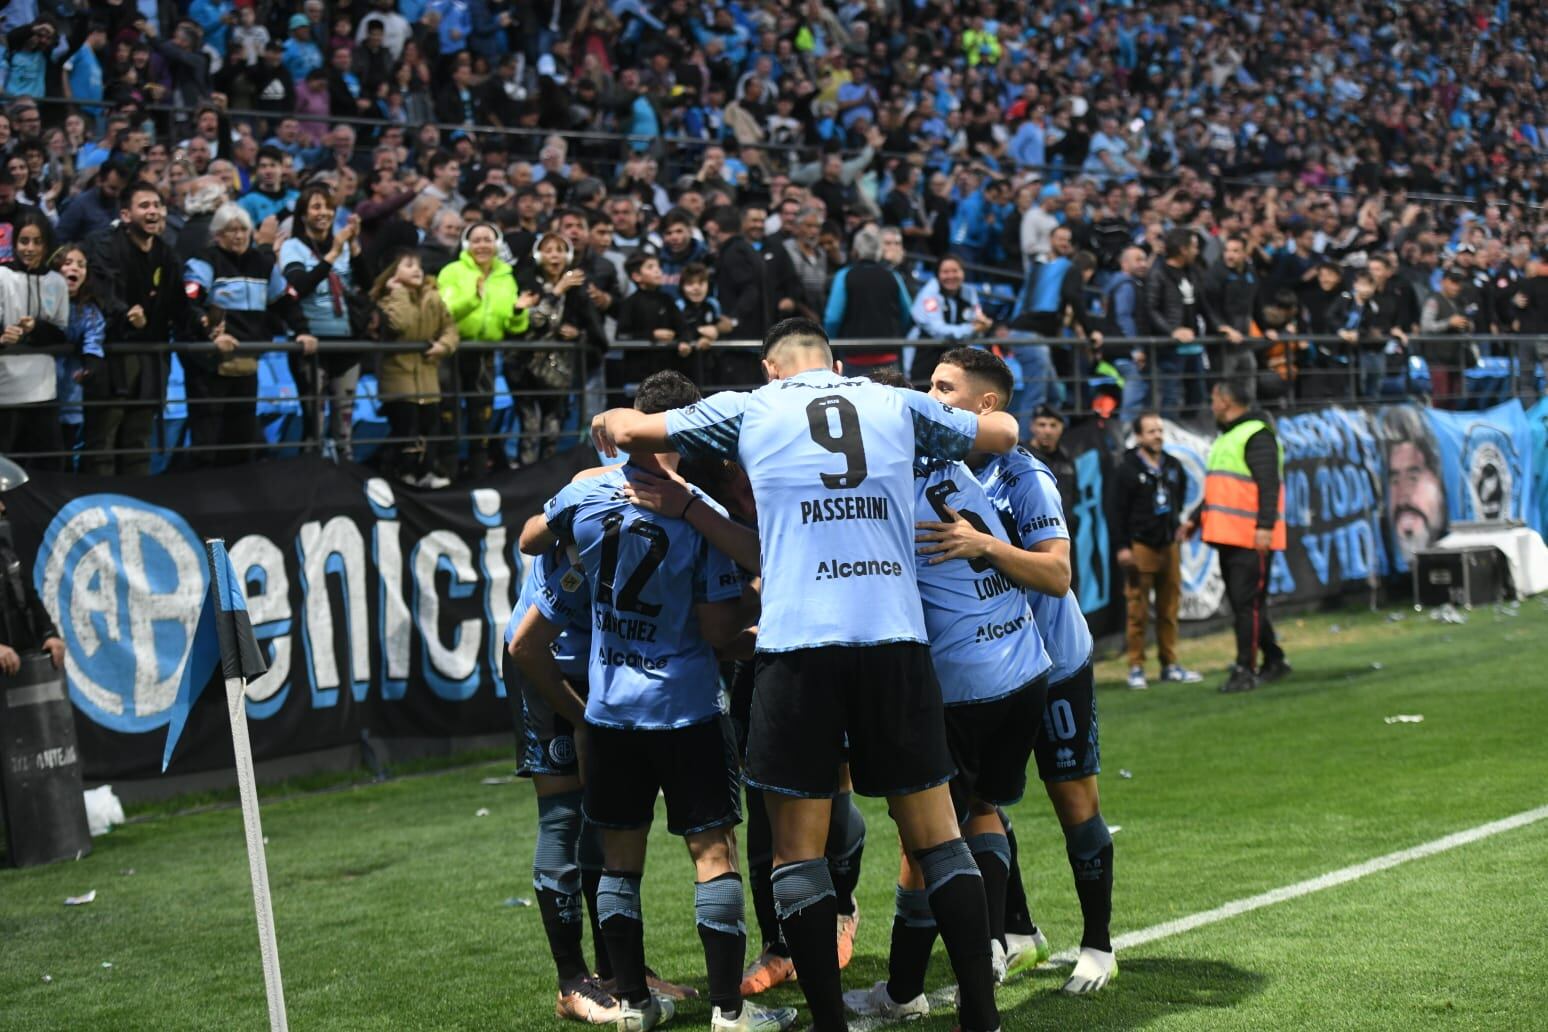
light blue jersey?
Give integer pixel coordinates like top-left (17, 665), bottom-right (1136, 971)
top-left (504, 545), bottom-right (590, 681)
top-left (914, 459), bottom-right (1052, 705)
top-left (976, 447), bottom-right (1094, 682)
top-left (665, 369), bottom-right (981, 652)
top-left (543, 466), bottom-right (742, 730)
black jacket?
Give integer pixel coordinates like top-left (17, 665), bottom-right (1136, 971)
top-left (85, 223), bottom-right (182, 399)
top-left (1143, 260), bottom-right (1208, 336)
top-left (1202, 260), bottom-right (1260, 334)
top-left (1109, 447), bottom-right (1186, 548)
top-left (715, 235), bottom-right (800, 342)
top-left (0, 525), bottom-right (57, 651)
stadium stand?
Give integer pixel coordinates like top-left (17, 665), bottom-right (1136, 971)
top-left (0, 0), bottom-right (1544, 475)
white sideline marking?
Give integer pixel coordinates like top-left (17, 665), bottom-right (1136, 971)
top-left (852, 804), bottom-right (1548, 1029)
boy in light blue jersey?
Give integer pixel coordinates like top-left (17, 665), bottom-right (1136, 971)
top-left (518, 372), bottom-right (796, 1032)
top-left (919, 347), bottom-right (1116, 997)
top-left (845, 414), bottom-right (1056, 1021)
top-left (503, 547), bottom-right (623, 1024)
top-left (590, 320), bottom-right (1021, 1032)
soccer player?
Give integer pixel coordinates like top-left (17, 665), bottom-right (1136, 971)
top-left (590, 319), bottom-right (1020, 1032)
top-left (919, 347), bottom-right (1117, 995)
top-left (845, 369), bottom-right (1054, 1020)
top-left (519, 371), bottom-right (797, 1032)
top-left (622, 466), bottom-right (869, 997)
top-left (504, 545), bottom-right (621, 1023)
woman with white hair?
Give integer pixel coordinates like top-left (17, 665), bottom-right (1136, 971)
top-left (182, 202), bottom-right (316, 466)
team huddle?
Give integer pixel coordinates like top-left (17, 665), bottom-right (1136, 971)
top-left (501, 320), bottom-right (1115, 1032)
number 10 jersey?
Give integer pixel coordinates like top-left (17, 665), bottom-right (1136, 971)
top-left (666, 369), bottom-right (981, 652)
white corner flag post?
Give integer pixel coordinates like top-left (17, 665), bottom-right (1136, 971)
top-left (206, 539), bottom-right (289, 1032)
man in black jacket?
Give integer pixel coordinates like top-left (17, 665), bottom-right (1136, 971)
top-left (821, 224), bottom-right (912, 374)
top-left (1144, 228), bottom-right (1223, 418)
top-left (83, 183), bottom-right (181, 476)
top-left (703, 204), bottom-right (799, 387)
top-left (1109, 412), bottom-right (1200, 690)
top-left (1508, 253), bottom-right (1548, 396)
top-left (1202, 234), bottom-right (1260, 388)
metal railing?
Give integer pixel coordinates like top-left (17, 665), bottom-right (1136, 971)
top-left (6, 333), bottom-right (1544, 473)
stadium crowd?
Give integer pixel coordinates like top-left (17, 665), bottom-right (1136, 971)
top-left (0, 0), bottom-right (1546, 481)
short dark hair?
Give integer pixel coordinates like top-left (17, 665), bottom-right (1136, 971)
top-left (937, 346), bottom-right (1015, 409)
top-left (680, 261), bottom-right (710, 285)
top-left (1213, 378), bottom-right (1254, 408)
top-left (624, 251), bottom-right (657, 281)
top-left (1132, 410), bottom-right (1163, 436)
top-left (763, 316), bottom-right (829, 359)
top-left (120, 181), bottom-right (163, 211)
top-left (866, 368), bottom-right (911, 389)
top-left (256, 145), bottom-right (286, 167)
top-left (661, 208), bottom-right (694, 231)
top-left (1163, 227), bottom-right (1195, 257)
top-left (704, 205), bottom-right (741, 236)
top-left (634, 370), bottom-right (700, 414)
top-left (428, 150), bottom-right (458, 175)
top-left (586, 209), bottom-right (613, 230)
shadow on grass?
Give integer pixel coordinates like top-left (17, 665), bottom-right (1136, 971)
top-left (998, 957), bottom-right (1268, 1030)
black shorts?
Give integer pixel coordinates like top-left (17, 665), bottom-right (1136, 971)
top-left (504, 652), bottom-right (586, 778)
top-left (945, 676), bottom-right (1048, 821)
top-left (746, 642), bottom-right (954, 799)
top-left (1032, 660), bottom-right (1100, 783)
top-left (582, 717), bottom-right (742, 836)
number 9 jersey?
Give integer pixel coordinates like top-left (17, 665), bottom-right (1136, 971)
top-left (542, 466), bottom-right (743, 730)
top-left (665, 369), bottom-right (981, 653)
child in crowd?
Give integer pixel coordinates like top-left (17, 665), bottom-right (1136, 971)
top-left (615, 251), bottom-right (689, 387)
top-left (54, 244), bottom-right (106, 471)
top-left (372, 250), bottom-right (460, 488)
top-left (676, 261), bottom-right (732, 383)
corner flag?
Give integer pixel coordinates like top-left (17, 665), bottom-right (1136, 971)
top-left (161, 540), bottom-right (268, 772)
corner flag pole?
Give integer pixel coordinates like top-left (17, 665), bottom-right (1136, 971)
top-left (205, 539), bottom-right (288, 1032)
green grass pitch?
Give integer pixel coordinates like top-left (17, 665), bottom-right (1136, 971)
top-left (3, 601), bottom-right (1547, 1030)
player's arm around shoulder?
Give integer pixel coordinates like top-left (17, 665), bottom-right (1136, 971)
top-left (996, 468), bottom-right (1074, 596)
top-left (973, 409), bottom-right (1020, 454)
top-left (592, 408), bottom-right (673, 457)
top-left (518, 465), bottom-right (621, 555)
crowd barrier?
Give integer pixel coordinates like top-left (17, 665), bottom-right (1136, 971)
top-left (15, 333), bottom-right (1548, 470)
top-left (4, 347), bottom-right (1546, 781)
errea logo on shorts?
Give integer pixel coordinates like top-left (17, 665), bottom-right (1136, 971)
top-left (36, 496), bottom-right (209, 733)
top-left (1055, 747), bottom-right (1076, 769)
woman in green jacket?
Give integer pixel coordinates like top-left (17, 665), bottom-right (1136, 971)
top-left (436, 223), bottom-right (535, 478)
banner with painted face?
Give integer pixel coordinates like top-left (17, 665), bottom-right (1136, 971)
top-left (6, 451), bottom-right (594, 781)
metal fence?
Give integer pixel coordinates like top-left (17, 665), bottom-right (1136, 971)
top-left (5, 332), bottom-right (1545, 473)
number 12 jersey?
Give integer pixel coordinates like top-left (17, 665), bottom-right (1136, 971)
top-left (665, 368), bottom-right (981, 652)
top-left (543, 466), bottom-right (742, 729)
